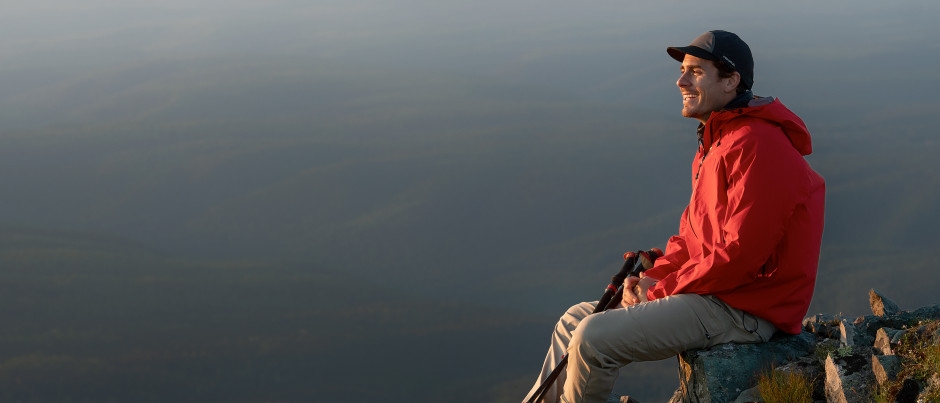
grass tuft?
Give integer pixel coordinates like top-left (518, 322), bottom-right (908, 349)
top-left (756, 367), bottom-right (813, 403)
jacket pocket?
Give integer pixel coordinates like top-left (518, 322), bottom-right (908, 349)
top-left (758, 253), bottom-right (779, 278)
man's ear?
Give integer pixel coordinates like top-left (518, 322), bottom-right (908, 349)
top-left (725, 72), bottom-right (741, 93)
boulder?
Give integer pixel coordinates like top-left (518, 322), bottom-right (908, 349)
top-left (869, 289), bottom-right (901, 317)
top-left (667, 332), bottom-right (816, 403)
top-left (871, 354), bottom-right (901, 385)
top-left (824, 348), bottom-right (874, 403)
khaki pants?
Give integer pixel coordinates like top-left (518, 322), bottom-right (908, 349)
top-left (524, 294), bottom-right (776, 403)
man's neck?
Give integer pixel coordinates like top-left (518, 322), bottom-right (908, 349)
top-left (723, 90), bottom-right (755, 110)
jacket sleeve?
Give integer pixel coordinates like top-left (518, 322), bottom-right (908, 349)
top-left (644, 212), bottom-right (691, 279)
top-left (647, 122), bottom-right (807, 298)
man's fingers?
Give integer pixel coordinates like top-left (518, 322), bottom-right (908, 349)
top-left (637, 287), bottom-right (649, 303)
top-left (621, 276), bottom-right (642, 307)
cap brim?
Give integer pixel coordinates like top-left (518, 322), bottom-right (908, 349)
top-left (667, 46), bottom-right (716, 63)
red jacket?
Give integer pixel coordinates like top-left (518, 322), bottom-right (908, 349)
top-left (644, 97), bottom-right (825, 335)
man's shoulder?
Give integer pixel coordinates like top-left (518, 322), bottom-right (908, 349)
top-left (715, 111), bottom-right (784, 138)
top-left (712, 114), bottom-right (794, 155)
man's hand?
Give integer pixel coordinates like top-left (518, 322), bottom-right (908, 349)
top-left (621, 274), bottom-right (659, 307)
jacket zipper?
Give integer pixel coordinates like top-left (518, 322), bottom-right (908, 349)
top-left (695, 137), bottom-right (705, 181)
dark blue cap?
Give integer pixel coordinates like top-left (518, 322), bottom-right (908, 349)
top-left (667, 30), bottom-right (754, 90)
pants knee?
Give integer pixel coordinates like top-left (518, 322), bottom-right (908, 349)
top-left (568, 314), bottom-right (605, 362)
top-left (554, 302), bottom-right (594, 334)
top-left (565, 301), bottom-right (595, 317)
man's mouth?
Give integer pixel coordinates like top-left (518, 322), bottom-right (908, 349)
top-left (683, 93), bottom-right (698, 101)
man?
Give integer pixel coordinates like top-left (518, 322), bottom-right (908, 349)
top-left (524, 30), bottom-right (826, 403)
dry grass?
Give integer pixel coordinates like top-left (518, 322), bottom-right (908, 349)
top-left (756, 368), bottom-right (814, 403)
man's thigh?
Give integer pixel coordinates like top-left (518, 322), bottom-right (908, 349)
top-left (575, 294), bottom-right (764, 363)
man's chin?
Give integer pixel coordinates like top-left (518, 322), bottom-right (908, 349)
top-left (681, 110), bottom-right (709, 123)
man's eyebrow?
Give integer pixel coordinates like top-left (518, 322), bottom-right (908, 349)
top-left (681, 64), bottom-right (704, 70)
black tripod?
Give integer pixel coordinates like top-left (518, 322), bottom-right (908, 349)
top-left (523, 248), bottom-right (662, 403)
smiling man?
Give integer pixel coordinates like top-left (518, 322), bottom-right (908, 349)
top-left (523, 30), bottom-right (826, 403)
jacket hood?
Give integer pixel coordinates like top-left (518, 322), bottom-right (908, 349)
top-left (703, 97), bottom-right (813, 156)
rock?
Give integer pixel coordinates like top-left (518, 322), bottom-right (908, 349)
top-left (651, 292), bottom-right (940, 403)
top-left (607, 394), bottom-right (640, 403)
top-left (910, 304), bottom-right (940, 321)
top-left (871, 354), bottom-right (900, 385)
top-left (839, 319), bottom-right (856, 347)
top-left (912, 322), bottom-right (940, 342)
top-left (730, 386), bottom-right (761, 403)
top-left (804, 313), bottom-right (842, 339)
top-left (873, 328), bottom-right (894, 355)
top-left (669, 332), bottom-right (816, 403)
top-left (869, 289), bottom-right (901, 317)
top-left (890, 329), bottom-right (907, 345)
top-left (824, 348), bottom-right (874, 403)
top-left (855, 302), bottom-right (940, 343)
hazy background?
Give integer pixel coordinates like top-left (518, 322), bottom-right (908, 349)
top-left (1, 1), bottom-right (938, 402)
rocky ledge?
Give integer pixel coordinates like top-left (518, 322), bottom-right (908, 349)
top-left (612, 289), bottom-right (940, 403)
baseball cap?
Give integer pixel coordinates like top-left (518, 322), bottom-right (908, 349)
top-left (667, 30), bottom-right (754, 90)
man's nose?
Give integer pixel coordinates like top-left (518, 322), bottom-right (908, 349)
top-left (676, 72), bottom-right (690, 88)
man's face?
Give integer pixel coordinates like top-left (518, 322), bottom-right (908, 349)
top-left (676, 54), bottom-right (737, 123)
